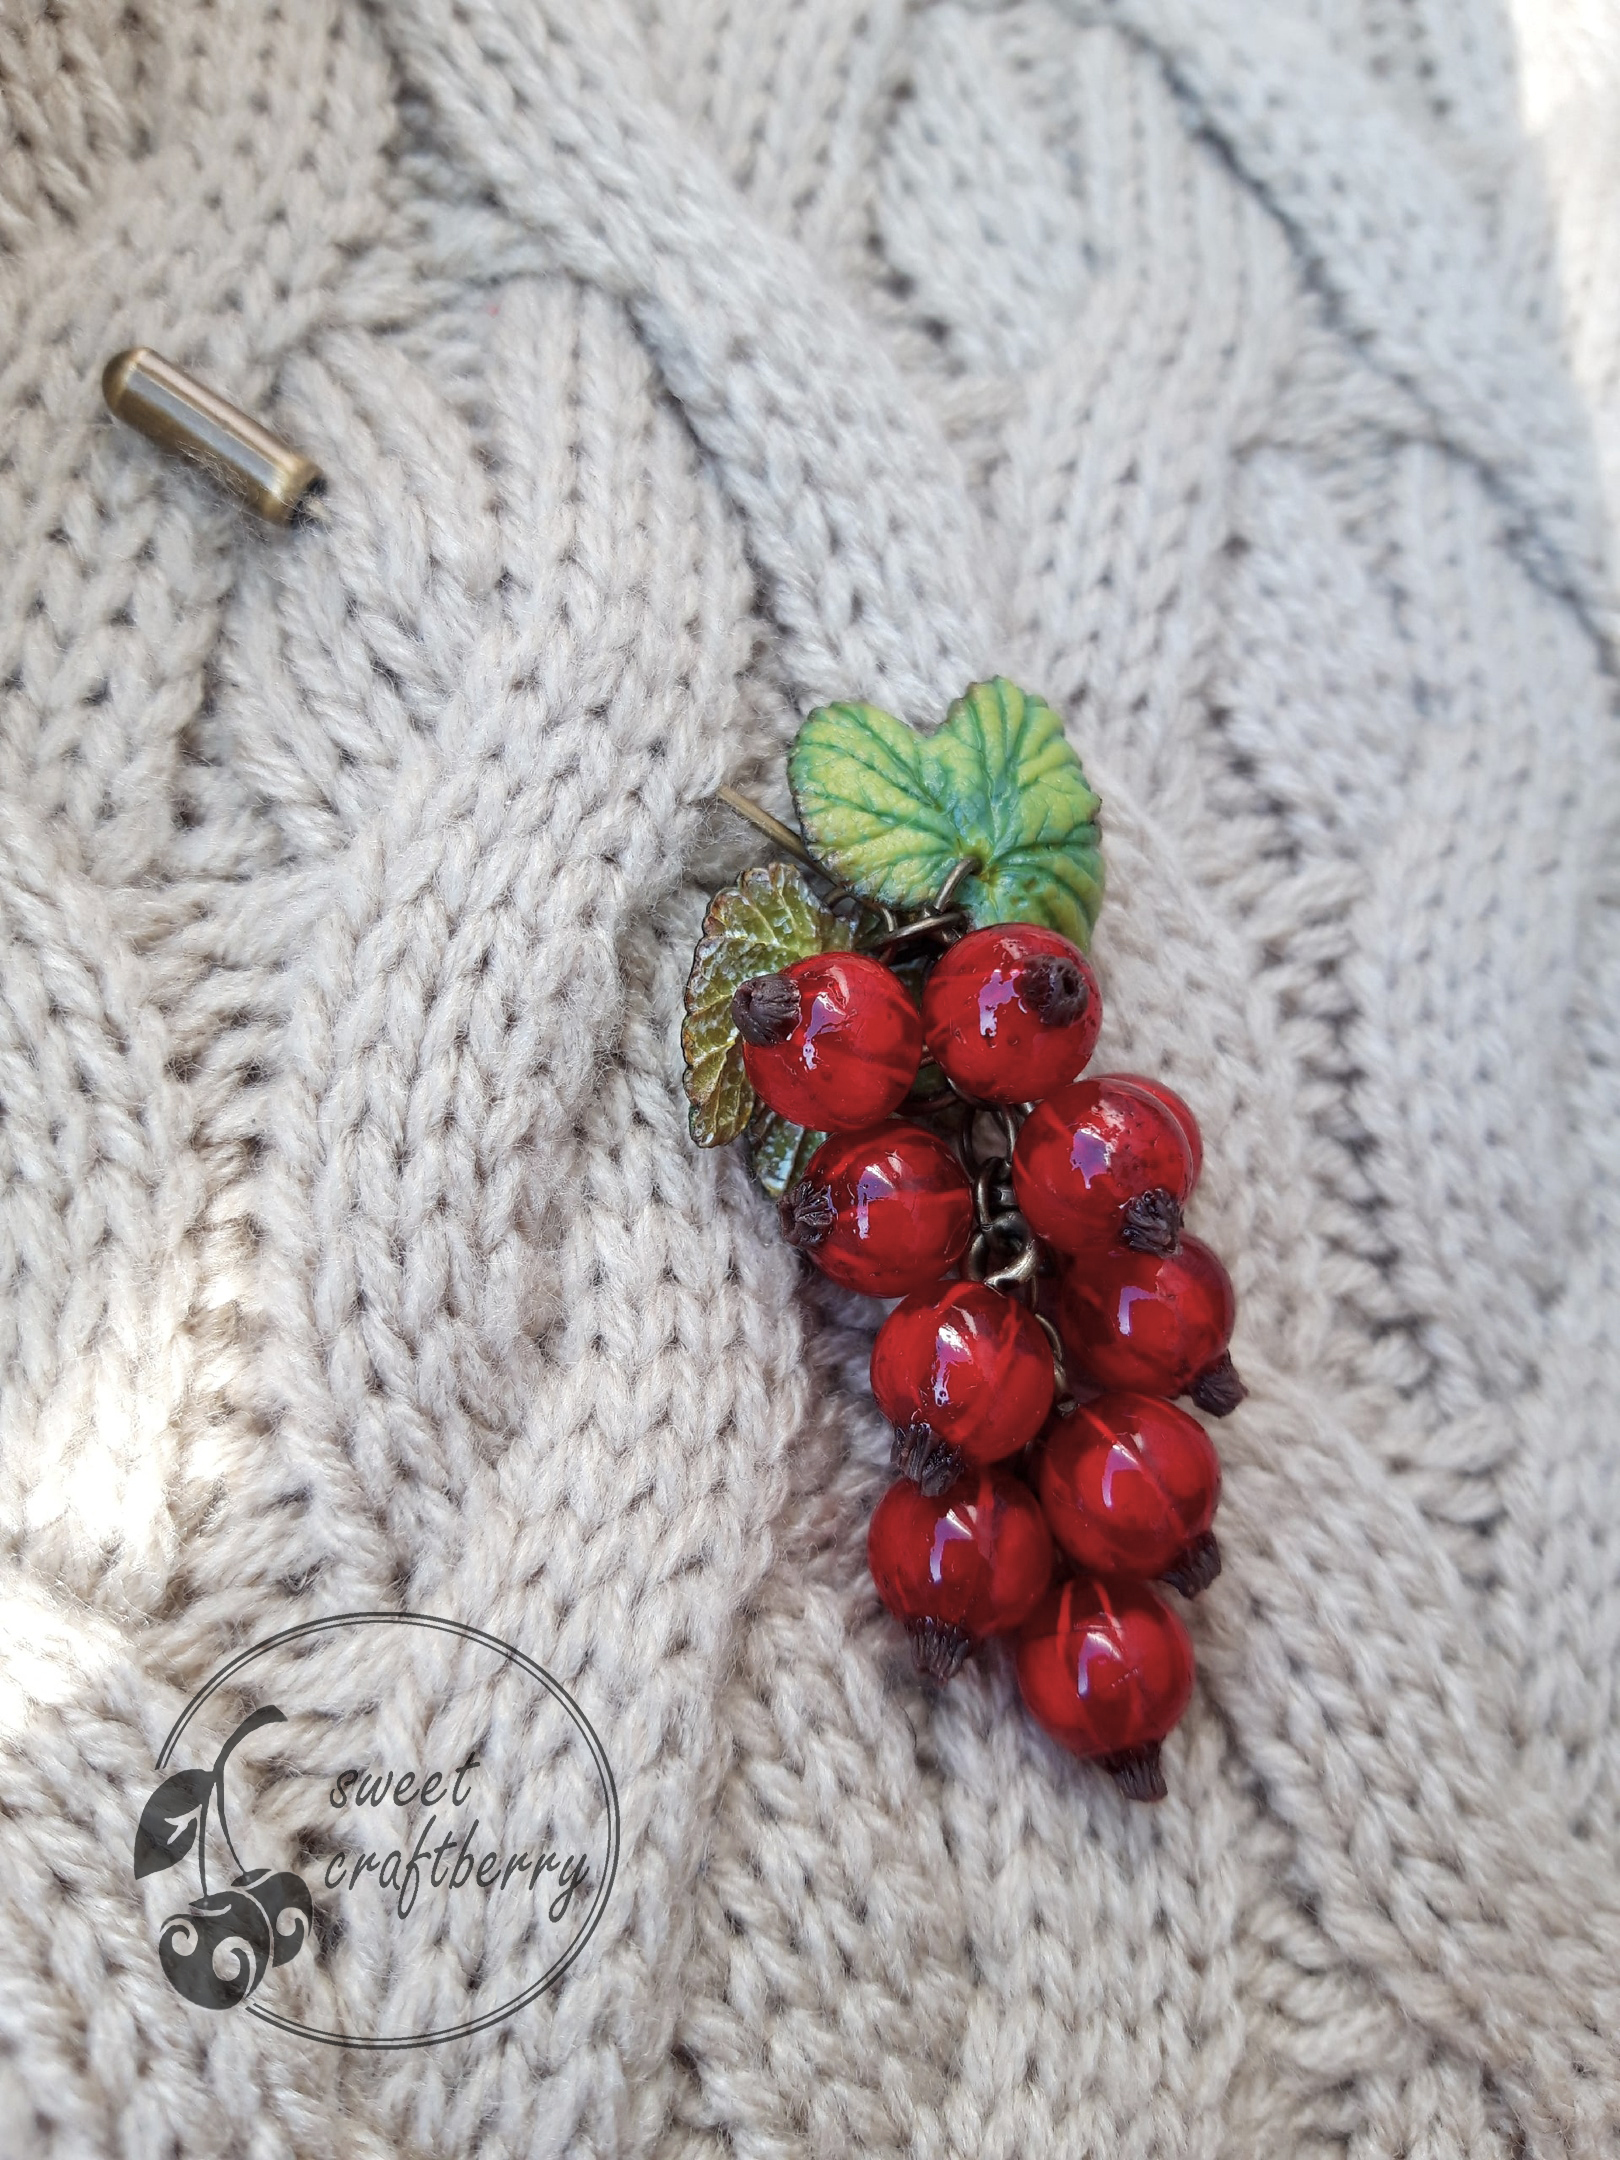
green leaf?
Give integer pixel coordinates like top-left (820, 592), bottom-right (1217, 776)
top-left (746, 1105), bottom-right (827, 1200)
top-left (681, 862), bottom-right (852, 1147)
top-left (906, 1056), bottom-right (952, 1104)
top-left (787, 677), bottom-right (1104, 950)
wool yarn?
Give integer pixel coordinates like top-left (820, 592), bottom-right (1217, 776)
top-left (2, 0), bottom-right (1619, 2152)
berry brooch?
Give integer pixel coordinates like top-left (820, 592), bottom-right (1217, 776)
top-left (682, 680), bottom-right (1245, 1801)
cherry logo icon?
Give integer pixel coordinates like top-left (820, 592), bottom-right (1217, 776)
top-left (134, 1705), bottom-right (311, 2011)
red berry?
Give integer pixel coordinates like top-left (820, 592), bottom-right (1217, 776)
top-left (868, 1466), bottom-right (1054, 1679)
top-left (1016, 1574), bottom-right (1195, 1799)
top-left (1113, 1074), bottom-right (1203, 1186)
top-left (1012, 1077), bottom-right (1195, 1259)
top-left (1056, 1235), bottom-right (1246, 1415)
top-left (871, 1280), bottom-right (1055, 1492)
top-left (1036, 1393), bottom-right (1222, 1592)
top-left (780, 1122), bottom-right (973, 1297)
top-left (920, 924), bottom-right (1101, 1104)
top-left (734, 951), bottom-right (922, 1130)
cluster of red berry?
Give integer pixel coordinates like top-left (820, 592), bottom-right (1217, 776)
top-left (734, 923), bottom-right (1243, 1802)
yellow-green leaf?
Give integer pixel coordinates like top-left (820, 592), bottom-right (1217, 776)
top-left (787, 677), bottom-right (1104, 950)
top-left (681, 863), bottom-right (852, 1147)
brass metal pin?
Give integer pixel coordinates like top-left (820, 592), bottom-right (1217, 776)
top-left (102, 347), bottom-right (323, 525)
top-left (715, 785), bottom-right (813, 861)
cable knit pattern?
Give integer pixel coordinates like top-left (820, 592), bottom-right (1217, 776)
top-left (1, 1), bottom-right (1618, 2153)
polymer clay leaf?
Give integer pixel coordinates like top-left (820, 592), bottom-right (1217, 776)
top-left (682, 862), bottom-right (852, 1147)
top-left (746, 1105), bottom-right (827, 1200)
top-left (788, 677), bottom-right (1104, 950)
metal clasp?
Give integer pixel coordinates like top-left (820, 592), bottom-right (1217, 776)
top-left (103, 348), bottom-right (323, 525)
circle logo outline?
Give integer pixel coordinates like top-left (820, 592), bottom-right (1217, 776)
top-left (156, 1610), bottom-right (620, 2050)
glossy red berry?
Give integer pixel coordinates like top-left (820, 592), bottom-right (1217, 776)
top-left (734, 951), bottom-right (922, 1130)
top-left (780, 1122), bottom-right (973, 1297)
top-left (868, 1466), bottom-right (1054, 1680)
top-left (1016, 1574), bottom-right (1195, 1799)
top-left (1012, 1077), bottom-right (1196, 1260)
top-left (1036, 1393), bottom-right (1222, 1593)
top-left (920, 924), bottom-right (1102, 1104)
top-left (1113, 1074), bottom-right (1203, 1187)
top-left (871, 1280), bottom-right (1055, 1492)
top-left (1057, 1235), bottom-right (1246, 1415)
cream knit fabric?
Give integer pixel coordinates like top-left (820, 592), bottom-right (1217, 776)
top-left (4, 0), bottom-right (1620, 2152)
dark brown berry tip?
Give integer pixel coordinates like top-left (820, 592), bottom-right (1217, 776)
top-left (732, 969), bottom-right (803, 1047)
top-left (1102, 1743), bottom-right (1167, 1803)
top-left (1159, 1529), bottom-right (1222, 1599)
top-left (778, 1177), bottom-right (836, 1250)
top-left (1190, 1352), bottom-right (1247, 1418)
top-left (890, 1421), bottom-right (963, 1497)
top-left (908, 1617), bottom-right (972, 1683)
top-left (1120, 1186), bottom-right (1183, 1256)
top-left (1018, 952), bottom-right (1089, 1030)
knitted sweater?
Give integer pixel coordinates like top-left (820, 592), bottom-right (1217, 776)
top-left (3, 0), bottom-right (1619, 2153)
